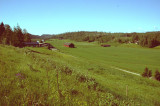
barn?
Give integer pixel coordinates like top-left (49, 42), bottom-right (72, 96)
top-left (64, 43), bottom-right (75, 48)
top-left (23, 42), bottom-right (57, 50)
top-left (101, 44), bottom-right (111, 47)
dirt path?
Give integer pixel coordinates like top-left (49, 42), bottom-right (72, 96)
top-left (111, 66), bottom-right (141, 76)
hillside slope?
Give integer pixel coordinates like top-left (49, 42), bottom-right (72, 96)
top-left (0, 45), bottom-right (134, 105)
top-left (0, 44), bottom-right (160, 105)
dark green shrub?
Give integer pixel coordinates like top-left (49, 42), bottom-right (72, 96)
top-left (148, 70), bottom-right (152, 77)
top-left (142, 67), bottom-right (152, 78)
top-left (155, 70), bottom-right (160, 81)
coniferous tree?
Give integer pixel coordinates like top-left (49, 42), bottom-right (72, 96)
top-left (13, 25), bottom-right (24, 47)
top-left (23, 29), bottom-right (31, 42)
top-left (155, 70), bottom-right (160, 81)
top-left (142, 67), bottom-right (152, 78)
top-left (0, 22), bottom-right (31, 46)
top-left (3, 24), bottom-right (13, 45)
top-left (13, 26), bottom-right (20, 47)
top-left (142, 67), bottom-right (148, 77)
top-left (0, 22), bottom-right (5, 43)
top-left (148, 70), bottom-right (152, 77)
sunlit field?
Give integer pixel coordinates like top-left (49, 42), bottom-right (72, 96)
top-left (0, 39), bottom-right (160, 105)
top-left (47, 39), bottom-right (160, 74)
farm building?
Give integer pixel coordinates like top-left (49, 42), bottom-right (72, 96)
top-left (23, 42), bottom-right (39, 47)
top-left (101, 44), bottom-right (111, 47)
top-left (64, 43), bottom-right (75, 48)
top-left (23, 42), bottom-right (56, 50)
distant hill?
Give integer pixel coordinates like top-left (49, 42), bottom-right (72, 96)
top-left (41, 34), bottom-right (55, 39)
top-left (30, 34), bottom-right (41, 39)
top-left (51, 31), bottom-right (160, 48)
top-left (30, 34), bottom-right (55, 39)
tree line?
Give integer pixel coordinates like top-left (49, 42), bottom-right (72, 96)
top-left (1, 22), bottom-right (160, 48)
top-left (0, 22), bottom-right (31, 47)
top-left (132, 32), bottom-right (160, 48)
top-left (52, 31), bottom-right (160, 48)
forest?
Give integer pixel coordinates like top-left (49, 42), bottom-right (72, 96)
top-left (52, 31), bottom-right (160, 48)
top-left (0, 22), bottom-right (31, 47)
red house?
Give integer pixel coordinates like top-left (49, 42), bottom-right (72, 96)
top-left (64, 43), bottom-right (75, 48)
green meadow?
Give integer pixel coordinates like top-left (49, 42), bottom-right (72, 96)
top-left (0, 39), bottom-right (160, 105)
top-left (47, 39), bottom-right (160, 74)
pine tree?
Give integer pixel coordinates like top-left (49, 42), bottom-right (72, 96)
top-left (148, 70), bottom-right (152, 77)
top-left (0, 22), bottom-right (5, 43)
top-left (13, 27), bottom-right (20, 47)
top-left (3, 24), bottom-right (13, 45)
top-left (23, 29), bottom-right (31, 42)
top-left (142, 67), bottom-right (152, 78)
top-left (155, 70), bottom-right (160, 81)
top-left (142, 67), bottom-right (148, 77)
top-left (13, 25), bottom-right (24, 47)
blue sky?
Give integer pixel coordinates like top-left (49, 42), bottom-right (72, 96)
top-left (0, 0), bottom-right (160, 35)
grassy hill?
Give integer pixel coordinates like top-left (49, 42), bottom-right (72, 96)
top-left (0, 39), bottom-right (160, 105)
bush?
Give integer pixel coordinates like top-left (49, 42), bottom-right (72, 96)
top-left (155, 70), bottom-right (160, 81)
top-left (142, 67), bottom-right (152, 78)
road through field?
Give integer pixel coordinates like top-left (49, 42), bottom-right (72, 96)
top-left (111, 66), bottom-right (141, 76)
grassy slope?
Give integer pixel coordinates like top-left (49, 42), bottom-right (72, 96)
top-left (0, 40), bottom-right (160, 105)
top-left (0, 45), bottom-right (135, 105)
top-left (46, 39), bottom-right (160, 105)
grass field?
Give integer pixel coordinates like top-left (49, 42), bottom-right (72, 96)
top-left (47, 39), bottom-right (160, 105)
top-left (47, 39), bottom-right (160, 74)
top-left (0, 39), bottom-right (160, 105)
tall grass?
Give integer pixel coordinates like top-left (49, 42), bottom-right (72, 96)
top-left (0, 45), bottom-right (137, 105)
